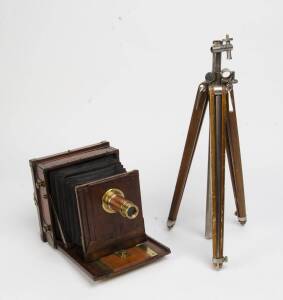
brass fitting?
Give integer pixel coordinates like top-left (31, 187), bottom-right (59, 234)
top-left (102, 188), bottom-right (139, 220)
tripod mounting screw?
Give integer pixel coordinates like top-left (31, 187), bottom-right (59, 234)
top-left (223, 34), bottom-right (233, 59)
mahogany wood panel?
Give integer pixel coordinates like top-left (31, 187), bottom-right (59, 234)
top-left (76, 171), bottom-right (145, 261)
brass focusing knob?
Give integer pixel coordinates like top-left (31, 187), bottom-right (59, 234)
top-left (102, 188), bottom-right (139, 220)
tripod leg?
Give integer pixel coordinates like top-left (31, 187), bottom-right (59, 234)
top-left (226, 88), bottom-right (247, 225)
top-left (209, 86), bottom-right (228, 269)
top-left (205, 139), bottom-right (212, 239)
top-left (167, 83), bottom-right (208, 228)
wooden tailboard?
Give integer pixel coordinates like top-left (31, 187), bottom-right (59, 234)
top-left (57, 235), bottom-right (170, 281)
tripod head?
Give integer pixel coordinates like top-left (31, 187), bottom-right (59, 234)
top-left (206, 34), bottom-right (237, 85)
top-left (211, 34), bottom-right (233, 60)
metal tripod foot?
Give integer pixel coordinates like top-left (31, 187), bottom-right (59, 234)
top-left (167, 219), bottom-right (175, 229)
top-left (212, 256), bottom-right (228, 270)
top-left (238, 216), bottom-right (247, 225)
top-left (234, 211), bottom-right (247, 225)
top-left (205, 233), bottom-right (212, 240)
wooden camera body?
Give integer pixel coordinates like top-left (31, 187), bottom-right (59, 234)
top-left (30, 141), bottom-right (170, 280)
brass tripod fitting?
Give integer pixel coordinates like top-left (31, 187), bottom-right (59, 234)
top-left (102, 188), bottom-right (139, 219)
top-left (212, 256), bottom-right (228, 270)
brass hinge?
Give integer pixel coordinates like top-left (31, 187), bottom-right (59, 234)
top-left (42, 224), bottom-right (51, 233)
top-left (36, 179), bottom-right (46, 189)
top-left (33, 194), bottom-right (38, 206)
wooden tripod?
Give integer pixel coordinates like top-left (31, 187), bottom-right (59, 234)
top-left (167, 35), bottom-right (247, 269)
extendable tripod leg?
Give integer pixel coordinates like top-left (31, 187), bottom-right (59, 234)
top-left (226, 88), bottom-right (247, 225)
top-left (209, 86), bottom-right (228, 269)
top-left (167, 83), bottom-right (208, 228)
top-left (205, 140), bottom-right (212, 239)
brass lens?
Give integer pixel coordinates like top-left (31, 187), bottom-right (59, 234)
top-left (102, 188), bottom-right (139, 220)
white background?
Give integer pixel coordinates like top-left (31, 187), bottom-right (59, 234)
top-left (0, 0), bottom-right (282, 299)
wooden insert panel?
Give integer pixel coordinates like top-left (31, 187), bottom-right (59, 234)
top-left (75, 170), bottom-right (146, 261)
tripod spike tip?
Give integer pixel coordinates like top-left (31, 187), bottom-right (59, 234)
top-left (167, 219), bottom-right (175, 229)
top-left (238, 216), bottom-right (247, 225)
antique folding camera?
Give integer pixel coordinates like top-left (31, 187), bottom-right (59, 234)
top-left (30, 141), bottom-right (170, 280)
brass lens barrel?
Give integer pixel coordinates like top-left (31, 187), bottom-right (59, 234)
top-left (102, 188), bottom-right (139, 220)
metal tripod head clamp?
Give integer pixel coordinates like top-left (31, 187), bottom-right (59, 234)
top-left (206, 34), bottom-right (237, 85)
top-left (211, 34), bottom-right (233, 60)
